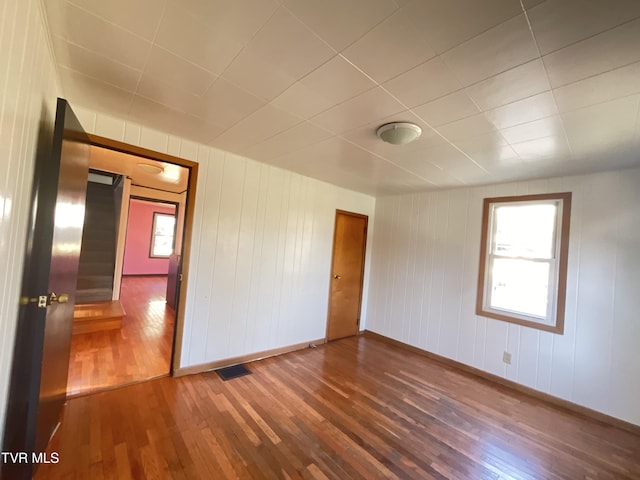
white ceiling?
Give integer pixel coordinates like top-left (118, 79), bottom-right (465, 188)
top-left (44, 0), bottom-right (640, 196)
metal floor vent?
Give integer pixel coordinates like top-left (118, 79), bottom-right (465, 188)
top-left (216, 364), bottom-right (252, 381)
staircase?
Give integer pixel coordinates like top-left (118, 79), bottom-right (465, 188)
top-left (76, 182), bottom-right (118, 303)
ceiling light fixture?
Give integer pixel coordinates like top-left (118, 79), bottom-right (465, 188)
top-left (137, 163), bottom-right (164, 175)
top-left (376, 122), bottom-right (422, 145)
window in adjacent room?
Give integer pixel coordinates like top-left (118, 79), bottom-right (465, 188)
top-left (476, 193), bottom-right (571, 334)
top-left (150, 212), bottom-right (176, 258)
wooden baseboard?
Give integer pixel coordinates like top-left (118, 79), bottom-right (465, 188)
top-left (174, 337), bottom-right (327, 377)
top-left (363, 330), bottom-right (640, 436)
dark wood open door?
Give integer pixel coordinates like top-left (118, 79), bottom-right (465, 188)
top-left (326, 210), bottom-right (368, 341)
top-left (2, 99), bottom-right (89, 479)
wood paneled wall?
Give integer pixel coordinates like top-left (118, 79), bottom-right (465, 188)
top-left (0, 0), bottom-right (61, 440)
top-left (367, 168), bottom-right (640, 426)
top-left (72, 106), bottom-right (376, 370)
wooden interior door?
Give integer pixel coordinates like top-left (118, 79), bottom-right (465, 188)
top-left (326, 210), bottom-right (368, 341)
top-left (2, 99), bottom-right (90, 479)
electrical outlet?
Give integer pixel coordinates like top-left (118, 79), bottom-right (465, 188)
top-left (503, 352), bottom-right (512, 365)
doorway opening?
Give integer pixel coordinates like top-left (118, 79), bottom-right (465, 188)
top-left (66, 136), bottom-right (197, 396)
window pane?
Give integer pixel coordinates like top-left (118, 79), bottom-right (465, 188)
top-left (493, 204), bottom-right (557, 259)
top-left (151, 213), bottom-right (175, 257)
top-left (153, 235), bottom-right (173, 256)
top-left (155, 215), bottom-right (175, 236)
top-left (490, 258), bottom-right (549, 318)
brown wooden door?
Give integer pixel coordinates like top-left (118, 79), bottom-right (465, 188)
top-left (326, 210), bottom-right (368, 341)
top-left (2, 99), bottom-right (89, 479)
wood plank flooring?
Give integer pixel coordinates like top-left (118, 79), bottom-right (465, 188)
top-left (66, 276), bottom-right (175, 396)
top-left (40, 335), bottom-right (639, 479)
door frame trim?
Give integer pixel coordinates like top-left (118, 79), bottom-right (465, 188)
top-left (325, 209), bottom-right (368, 341)
top-left (85, 134), bottom-right (198, 373)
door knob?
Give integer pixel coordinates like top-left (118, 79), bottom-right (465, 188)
top-left (48, 292), bottom-right (70, 304)
top-left (333, 274), bottom-right (341, 279)
top-left (19, 293), bottom-right (69, 308)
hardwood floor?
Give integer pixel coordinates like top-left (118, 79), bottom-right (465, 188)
top-left (40, 335), bottom-right (639, 479)
top-left (66, 276), bottom-right (175, 396)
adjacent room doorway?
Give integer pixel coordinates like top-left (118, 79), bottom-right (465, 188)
top-left (65, 135), bottom-right (198, 396)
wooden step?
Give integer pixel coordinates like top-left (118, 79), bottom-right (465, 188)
top-left (73, 301), bottom-right (125, 335)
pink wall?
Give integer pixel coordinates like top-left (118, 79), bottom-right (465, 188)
top-left (122, 199), bottom-right (176, 275)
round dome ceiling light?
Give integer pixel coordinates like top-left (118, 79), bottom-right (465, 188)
top-left (376, 122), bottom-right (422, 145)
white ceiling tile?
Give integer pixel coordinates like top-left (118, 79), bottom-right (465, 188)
top-left (452, 132), bottom-right (514, 164)
top-left (143, 46), bottom-right (216, 96)
top-left (449, 133), bottom-right (537, 181)
top-left (59, 67), bottom-right (134, 118)
top-left (382, 57), bottom-right (462, 108)
top-left (212, 104), bottom-right (303, 152)
top-left (179, 0), bottom-right (279, 40)
top-left (441, 14), bottom-right (539, 87)
top-left (136, 75), bottom-right (202, 116)
top-left (240, 121), bottom-right (333, 161)
top-left (422, 143), bottom-right (492, 184)
top-left (67, 0), bottom-right (167, 41)
top-left (465, 59), bottom-right (550, 111)
top-left (61, 3), bottom-right (152, 69)
top-left (281, 0), bottom-right (399, 52)
top-left (285, 138), bottom-right (432, 195)
top-left (562, 95), bottom-right (640, 157)
top-left (221, 7), bottom-right (335, 101)
top-left (436, 113), bottom-right (497, 141)
top-left (522, 0), bottom-right (546, 9)
top-left (510, 135), bottom-right (572, 160)
top-left (341, 7), bottom-right (437, 83)
top-left (270, 82), bottom-right (335, 119)
top-left (220, 54), bottom-right (296, 102)
top-left (405, 0), bottom-right (523, 54)
top-left (311, 88), bottom-right (405, 134)
top-left (128, 95), bottom-right (226, 144)
top-left (155, 0), bottom-right (274, 75)
top-left (197, 78), bottom-right (266, 129)
top-left (300, 56), bottom-right (377, 107)
top-left (543, 18), bottom-right (640, 87)
top-left (484, 91), bottom-right (558, 129)
top-left (411, 91), bottom-right (480, 127)
top-left (499, 115), bottom-right (565, 144)
top-left (389, 154), bottom-right (463, 188)
top-left (553, 61), bottom-right (640, 113)
top-left (522, 0), bottom-right (547, 10)
top-left (53, 37), bottom-right (141, 92)
top-left (527, 0), bottom-right (640, 55)
top-left (272, 55), bottom-right (377, 119)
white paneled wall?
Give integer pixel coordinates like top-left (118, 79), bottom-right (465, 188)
top-left (73, 106), bottom-right (376, 368)
top-left (367, 169), bottom-right (640, 426)
top-left (0, 0), bottom-right (61, 439)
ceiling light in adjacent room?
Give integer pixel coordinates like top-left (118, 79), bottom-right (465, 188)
top-left (137, 163), bottom-right (164, 175)
top-left (376, 122), bottom-right (422, 145)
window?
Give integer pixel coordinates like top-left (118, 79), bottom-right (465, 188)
top-left (150, 212), bottom-right (176, 258)
top-left (476, 193), bottom-right (571, 334)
